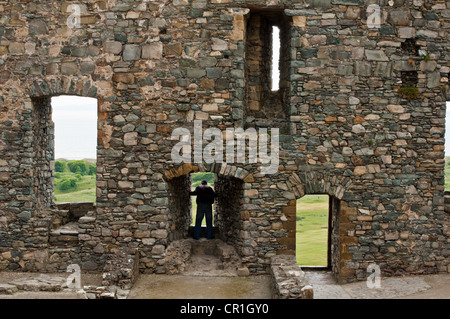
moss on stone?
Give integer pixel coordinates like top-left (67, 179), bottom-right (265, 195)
top-left (398, 87), bottom-right (420, 101)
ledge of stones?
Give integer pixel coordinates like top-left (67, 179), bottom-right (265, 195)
top-left (0, 247), bottom-right (139, 299)
top-left (270, 255), bottom-right (314, 299)
top-left (0, 273), bottom-right (130, 299)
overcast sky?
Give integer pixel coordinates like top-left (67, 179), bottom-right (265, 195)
top-left (52, 95), bottom-right (97, 160)
top-left (272, 26), bottom-right (280, 91)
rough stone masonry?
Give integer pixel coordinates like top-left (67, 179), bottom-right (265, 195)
top-left (0, 0), bottom-right (449, 286)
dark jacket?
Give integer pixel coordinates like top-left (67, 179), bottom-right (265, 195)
top-left (189, 185), bottom-right (217, 204)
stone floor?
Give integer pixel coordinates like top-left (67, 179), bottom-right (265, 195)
top-left (127, 274), bottom-right (273, 299)
top-left (303, 271), bottom-right (450, 299)
top-left (0, 270), bottom-right (449, 299)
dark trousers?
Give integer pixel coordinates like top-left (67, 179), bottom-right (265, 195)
top-left (194, 202), bottom-right (213, 239)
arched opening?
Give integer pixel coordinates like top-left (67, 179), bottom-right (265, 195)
top-left (162, 165), bottom-right (248, 276)
top-left (165, 165), bottom-right (245, 247)
top-left (284, 172), bottom-right (351, 280)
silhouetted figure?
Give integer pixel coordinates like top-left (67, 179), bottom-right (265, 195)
top-left (189, 180), bottom-right (217, 239)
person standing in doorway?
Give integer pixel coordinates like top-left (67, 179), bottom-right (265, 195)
top-left (189, 180), bottom-right (217, 240)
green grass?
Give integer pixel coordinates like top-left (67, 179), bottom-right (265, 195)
top-left (54, 159), bottom-right (97, 203)
top-left (296, 194), bottom-right (329, 267)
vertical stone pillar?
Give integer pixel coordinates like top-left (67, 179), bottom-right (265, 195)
top-left (336, 201), bottom-right (357, 283)
top-left (278, 200), bottom-right (297, 255)
top-left (32, 97), bottom-right (55, 211)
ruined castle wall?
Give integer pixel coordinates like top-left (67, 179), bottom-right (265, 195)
top-left (285, 0), bottom-right (450, 280)
top-left (0, 0), bottom-right (449, 282)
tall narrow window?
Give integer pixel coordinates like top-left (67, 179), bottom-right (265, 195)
top-left (245, 10), bottom-right (290, 125)
top-left (271, 26), bottom-right (280, 91)
top-left (52, 96), bottom-right (98, 203)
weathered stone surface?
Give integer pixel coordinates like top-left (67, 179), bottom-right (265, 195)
top-left (389, 9), bottom-right (411, 26)
top-left (142, 42), bottom-right (163, 59)
top-left (123, 45), bottom-right (140, 61)
top-left (112, 73), bottom-right (134, 84)
top-left (365, 50), bottom-right (389, 62)
top-left (105, 41), bottom-right (122, 54)
top-left (61, 62), bottom-right (78, 75)
top-left (387, 104), bottom-right (405, 113)
top-left (28, 19), bottom-right (48, 35)
top-left (270, 255), bottom-right (312, 299)
top-left (9, 274), bottom-right (66, 292)
top-left (0, 284), bottom-right (18, 295)
top-left (398, 27), bottom-right (415, 39)
top-left (0, 0), bottom-right (447, 290)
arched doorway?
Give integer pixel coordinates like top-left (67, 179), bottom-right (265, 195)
top-left (284, 171), bottom-right (354, 282)
top-left (164, 163), bottom-right (247, 247)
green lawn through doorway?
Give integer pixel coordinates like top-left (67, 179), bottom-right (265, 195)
top-left (296, 194), bottom-right (329, 267)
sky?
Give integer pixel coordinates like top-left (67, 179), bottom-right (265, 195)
top-left (272, 26), bottom-right (280, 91)
top-left (52, 95), bottom-right (98, 160)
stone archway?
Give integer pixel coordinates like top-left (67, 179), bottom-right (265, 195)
top-left (26, 77), bottom-right (99, 99)
top-left (281, 171), bottom-right (356, 283)
top-left (163, 163), bottom-right (253, 246)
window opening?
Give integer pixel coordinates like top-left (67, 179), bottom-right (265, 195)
top-left (51, 96), bottom-right (98, 203)
top-left (271, 25), bottom-right (280, 91)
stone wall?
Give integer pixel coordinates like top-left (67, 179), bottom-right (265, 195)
top-left (0, 0), bottom-right (449, 284)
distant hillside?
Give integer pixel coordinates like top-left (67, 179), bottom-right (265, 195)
top-left (191, 172), bottom-right (215, 188)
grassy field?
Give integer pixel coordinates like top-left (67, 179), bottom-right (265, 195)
top-left (54, 159), bottom-right (96, 203)
top-left (55, 173), bottom-right (96, 203)
top-left (54, 172), bottom-right (96, 202)
top-left (296, 194), bottom-right (329, 267)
